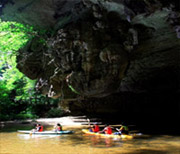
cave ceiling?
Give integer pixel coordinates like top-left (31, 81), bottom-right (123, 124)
top-left (1, 0), bottom-right (180, 100)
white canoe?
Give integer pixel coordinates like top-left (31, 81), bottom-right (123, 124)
top-left (18, 130), bottom-right (74, 135)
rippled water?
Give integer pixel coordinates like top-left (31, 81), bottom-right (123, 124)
top-left (0, 126), bottom-right (180, 154)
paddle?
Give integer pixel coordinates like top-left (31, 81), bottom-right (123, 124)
top-left (86, 118), bottom-right (95, 133)
top-left (87, 118), bottom-right (91, 127)
top-left (98, 124), bottom-right (122, 127)
top-left (30, 129), bottom-right (36, 135)
top-left (115, 128), bottom-right (120, 132)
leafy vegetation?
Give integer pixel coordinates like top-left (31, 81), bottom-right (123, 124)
top-left (0, 20), bottom-right (63, 121)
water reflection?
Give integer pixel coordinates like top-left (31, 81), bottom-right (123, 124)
top-left (17, 134), bottom-right (59, 140)
top-left (82, 135), bottom-right (120, 148)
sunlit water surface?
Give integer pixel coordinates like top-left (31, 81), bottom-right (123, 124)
top-left (0, 126), bottom-right (180, 154)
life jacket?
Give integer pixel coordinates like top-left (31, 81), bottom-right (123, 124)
top-left (39, 126), bottom-right (43, 132)
top-left (93, 125), bottom-right (100, 132)
top-left (105, 126), bottom-right (112, 134)
top-left (57, 126), bottom-right (62, 131)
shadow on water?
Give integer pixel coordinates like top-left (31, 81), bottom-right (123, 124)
top-left (124, 149), bottom-right (168, 154)
top-left (0, 124), bottom-right (33, 133)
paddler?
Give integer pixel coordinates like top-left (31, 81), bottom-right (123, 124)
top-left (115, 124), bottom-right (129, 135)
top-left (54, 123), bottom-right (62, 132)
top-left (36, 124), bottom-right (43, 132)
top-left (101, 124), bottom-right (112, 134)
top-left (91, 123), bottom-right (100, 133)
top-left (32, 123), bottom-right (43, 132)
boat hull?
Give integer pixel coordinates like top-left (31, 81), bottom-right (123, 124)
top-left (18, 130), bottom-right (74, 135)
top-left (82, 129), bottom-right (133, 139)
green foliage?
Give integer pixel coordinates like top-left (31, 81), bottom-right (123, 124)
top-left (0, 81), bottom-right (13, 120)
top-left (46, 108), bottom-right (64, 118)
top-left (0, 19), bottom-right (35, 55)
top-left (0, 20), bottom-right (63, 121)
top-left (15, 112), bottom-right (38, 120)
top-left (0, 19), bottom-right (35, 91)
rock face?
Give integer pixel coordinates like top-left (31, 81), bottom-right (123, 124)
top-left (15, 0), bottom-right (134, 98)
top-left (1, 0), bottom-right (180, 129)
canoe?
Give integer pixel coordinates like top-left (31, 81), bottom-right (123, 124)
top-left (82, 129), bottom-right (133, 139)
top-left (18, 130), bottom-right (74, 135)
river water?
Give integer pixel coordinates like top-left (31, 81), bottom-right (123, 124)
top-left (0, 125), bottom-right (180, 154)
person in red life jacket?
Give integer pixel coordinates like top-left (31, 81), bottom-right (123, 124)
top-left (92, 123), bottom-right (100, 133)
top-left (102, 124), bottom-right (112, 134)
top-left (54, 123), bottom-right (62, 132)
top-left (36, 124), bottom-right (43, 132)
